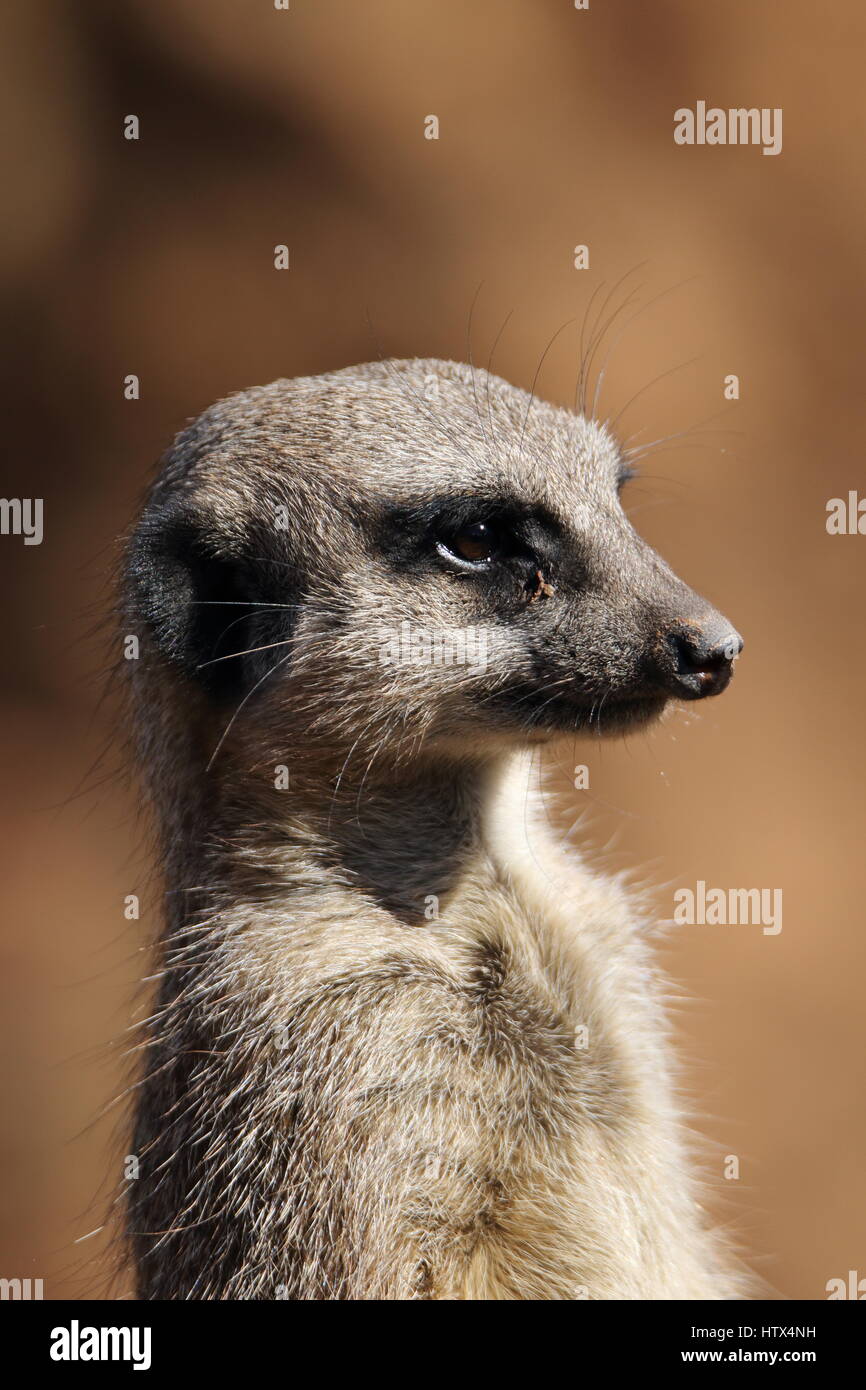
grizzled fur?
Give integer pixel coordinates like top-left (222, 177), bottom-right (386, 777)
top-left (122, 358), bottom-right (746, 1299)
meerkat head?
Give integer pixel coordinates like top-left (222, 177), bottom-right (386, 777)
top-left (126, 358), bottom-right (742, 777)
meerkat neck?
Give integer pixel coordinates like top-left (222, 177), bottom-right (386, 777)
top-left (204, 748), bottom-right (520, 926)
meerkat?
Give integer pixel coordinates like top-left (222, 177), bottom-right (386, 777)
top-left (122, 357), bottom-right (746, 1300)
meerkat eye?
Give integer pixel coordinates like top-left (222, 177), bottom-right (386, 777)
top-left (446, 521), bottom-right (498, 563)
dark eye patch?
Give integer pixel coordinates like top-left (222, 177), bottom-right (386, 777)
top-left (374, 491), bottom-right (562, 576)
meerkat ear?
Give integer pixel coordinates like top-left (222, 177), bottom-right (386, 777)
top-left (127, 500), bottom-right (295, 699)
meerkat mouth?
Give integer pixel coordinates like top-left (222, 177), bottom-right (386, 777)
top-left (485, 686), bottom-right (670, 737)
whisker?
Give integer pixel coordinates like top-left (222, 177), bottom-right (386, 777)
top-left (196, 638), bottom-right (293, 671)
top-left (592, 274), bottom-right (701, 422)
top-left (576, 263), bottom-right (647, 416)
top-left (606, 356), bottom-right (700, 436)
top-left (466, 280), bottom-right (494, 460)
top-left (205, 651), bottom-right (293, 772)
top-left (485, 305), bottom-right (515, 461)
top-left (191, 600), bottom-right (303, 610)
top-left (518, 319), bottom-right (576, 463)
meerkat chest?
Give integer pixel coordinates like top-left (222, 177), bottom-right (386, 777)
top-left (232, 828), bottom-right (727, 1295)
top-left (439, 857), bottom-right (667, 1124)
top-left (426, 852), bottom-right (720, 1297)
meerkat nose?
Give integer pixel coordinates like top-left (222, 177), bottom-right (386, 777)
top-left (662, 621), bottom-right (744, 699)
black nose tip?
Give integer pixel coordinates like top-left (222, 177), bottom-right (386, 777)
top-left (665, 623), bottom-right (744, 699)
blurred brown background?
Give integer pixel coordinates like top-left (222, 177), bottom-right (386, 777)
top-left (2, 0), bottom-right (864, 1300)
